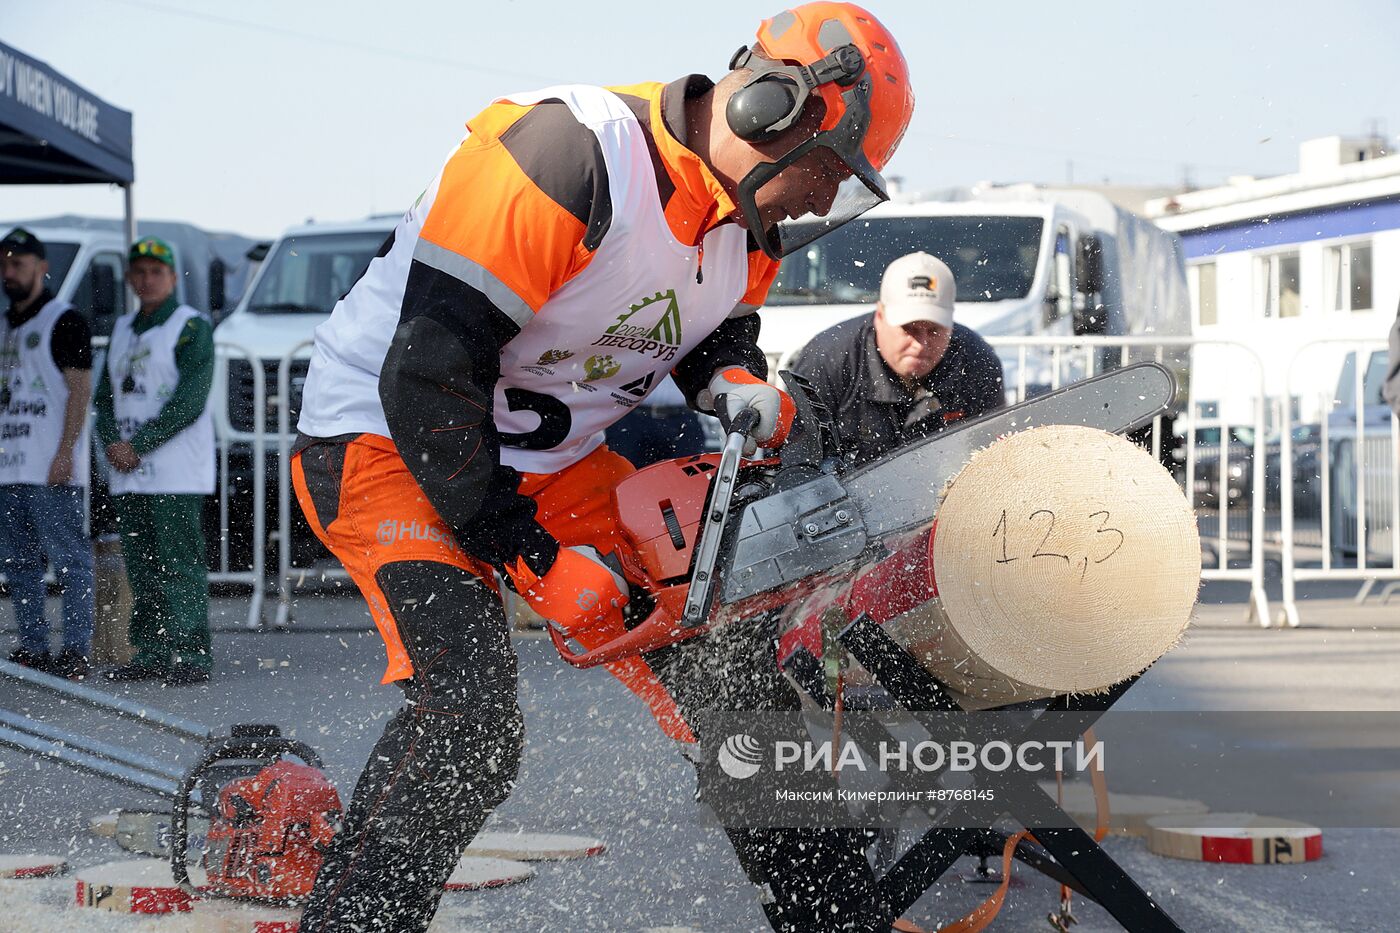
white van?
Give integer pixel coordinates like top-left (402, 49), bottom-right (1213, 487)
top-left (757, 185), bottom-right (1192, 393)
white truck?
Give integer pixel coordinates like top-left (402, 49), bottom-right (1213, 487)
top-left (210, 215), bottom-right (396, 442)
top-left (210, 215), bottom-right (396, 568)
top-left (756, 185), bottom-right (1192, 394)
top-left (3, 216), bottom-right (256, 332)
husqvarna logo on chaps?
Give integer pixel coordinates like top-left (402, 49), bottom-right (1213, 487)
top-left (376, 519), bottom-right (459, 552)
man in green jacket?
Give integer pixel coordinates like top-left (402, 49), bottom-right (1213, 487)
top-left (95, 237), bottom-right (216, 686)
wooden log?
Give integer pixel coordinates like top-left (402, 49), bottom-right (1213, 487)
top-left (442, 855), bottom-right (534, 891)
top-left (74, 858), bottom-right (202, 913)
top-left (883, 424), bottom-right (1200, 708)
top-left (1036, 781), bottom-right (1208, 837)
top-left (1146, 813), bottom-right (1323, 864)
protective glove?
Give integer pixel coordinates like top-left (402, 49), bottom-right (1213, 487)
top-left (522, 545), bottom-right (629, 638)
top-left (703, 367), bottom-right (796, 456)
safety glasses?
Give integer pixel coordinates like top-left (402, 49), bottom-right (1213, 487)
top-left (130, 240), bottom-right (173, 264)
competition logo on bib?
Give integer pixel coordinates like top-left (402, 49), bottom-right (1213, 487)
top-left (592, 289), bottom-right (683, 362)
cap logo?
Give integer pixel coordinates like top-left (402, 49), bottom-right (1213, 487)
top-left (909, 274), bottom-right (936, 292)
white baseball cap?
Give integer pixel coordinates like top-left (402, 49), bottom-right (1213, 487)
top-left (879, 252), bottom-right (956, 328)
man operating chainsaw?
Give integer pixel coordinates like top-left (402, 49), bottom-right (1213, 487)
top-left (291, 4), bottom-right (913, 930)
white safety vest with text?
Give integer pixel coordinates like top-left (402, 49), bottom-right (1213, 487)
top-left (106, 305), bottom-right (215, 495)
top-left (0, 298), bottom-right (90, 487)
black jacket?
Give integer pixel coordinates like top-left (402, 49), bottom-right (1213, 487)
top-left (790, 317), bottom-right (1005, 467)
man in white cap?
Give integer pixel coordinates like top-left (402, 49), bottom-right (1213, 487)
top-left (790, 251), bottom-right (1004, 467)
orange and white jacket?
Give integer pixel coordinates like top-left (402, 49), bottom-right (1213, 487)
top-left (298, 77), bottom-right (778, 581)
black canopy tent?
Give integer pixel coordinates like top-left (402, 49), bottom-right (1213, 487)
top-left (0, 40), bottom-right (136, 253)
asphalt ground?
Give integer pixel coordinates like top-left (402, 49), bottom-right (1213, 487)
top-left (0, 580), bottom-right (1397, 932)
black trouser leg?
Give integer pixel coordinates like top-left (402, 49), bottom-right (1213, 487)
top-left (299, 562), bottom-right (523, 933)
top-left (649, 616), bottom-right (889, 933)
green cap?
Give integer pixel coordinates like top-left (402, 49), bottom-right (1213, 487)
top-left (129, 236), bottom-right (176, 269)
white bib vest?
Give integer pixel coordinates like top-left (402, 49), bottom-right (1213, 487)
top-left (106, 305), bottom-right (215, 495)
top-left (0, 298), bottom-right (90, 487)
top-left (297, 84), bottom-right (750, 474)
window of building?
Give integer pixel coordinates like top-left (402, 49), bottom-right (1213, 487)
top-left (1191, 261), bottom-right (1218, 326)
top-left (1325, 241), bottom-right (1373, 312)
top-left (1257, 250), bottom-right (1300, 318)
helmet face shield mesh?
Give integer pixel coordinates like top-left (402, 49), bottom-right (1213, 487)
top-left (736, 77), bottom-right (890, 259)
top-left (769, 173), bottom-right (885, 257)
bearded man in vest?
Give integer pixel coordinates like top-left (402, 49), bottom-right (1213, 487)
top-left (95, 237), bottom-right (216, 687)
top-left (0, 227), bottom-right (96, 679)
top-left (292, 5), bottom-right (915, 930)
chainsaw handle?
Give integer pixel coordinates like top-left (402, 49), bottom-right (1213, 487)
top-left (548, 588), bottom-right (700, 669)
top-left (718, 405), bottom-right (761, 440)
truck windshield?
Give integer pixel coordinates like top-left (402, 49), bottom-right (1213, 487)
top-left (40, 242), bottom-right (81, 293)
top-left (767, 216), bottom-right (1045, 306)
top-left (246, 231), bottom-right (387, 314)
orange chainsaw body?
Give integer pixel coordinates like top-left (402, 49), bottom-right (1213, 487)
top-left (612, 453), bottom-right (723, 588)
top-left (201, 760), bottom-right (342, 901)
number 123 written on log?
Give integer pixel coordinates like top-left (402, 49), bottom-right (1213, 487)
top-left (991, 509), bottom-right (1125, 581)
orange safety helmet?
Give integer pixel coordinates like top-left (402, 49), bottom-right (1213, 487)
top-left (727, 2), bottom-right (915, 259)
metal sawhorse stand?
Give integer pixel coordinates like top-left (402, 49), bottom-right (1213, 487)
top-left (782, 614), bottom-right (1185, 932)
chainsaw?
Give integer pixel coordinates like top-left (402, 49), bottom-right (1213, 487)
top-left (170, 724), bottom-right (342, 904)
top-left (548, 362), bottom-right (1176, 668)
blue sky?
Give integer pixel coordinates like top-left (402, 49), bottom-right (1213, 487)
top-left (4, 0), bottom-right (1398, 238)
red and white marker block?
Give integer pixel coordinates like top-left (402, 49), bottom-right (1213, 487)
top-left (466, 831), bottom-right (606, 861)
top-left (1146, 813), bottom-right (1323, 864)
top-left (0, 854), bottom-right (68, 878)
top-left (74, 858), bottom-right (202, 913)
top-left (443, 855), bottom-right (534, 891)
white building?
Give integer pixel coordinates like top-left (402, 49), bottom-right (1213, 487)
top-left (1146, 136), bottom-right (1400, 426)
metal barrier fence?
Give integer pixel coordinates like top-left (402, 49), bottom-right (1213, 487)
top-left (178, 333), bottom-right (1394, 634)
top-left (1278, 338), bottom-right (1400, 627)
top-left (262, 337), bottom-right (1274, 628)
top-left (208, 341), bottom-right (268, 628)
